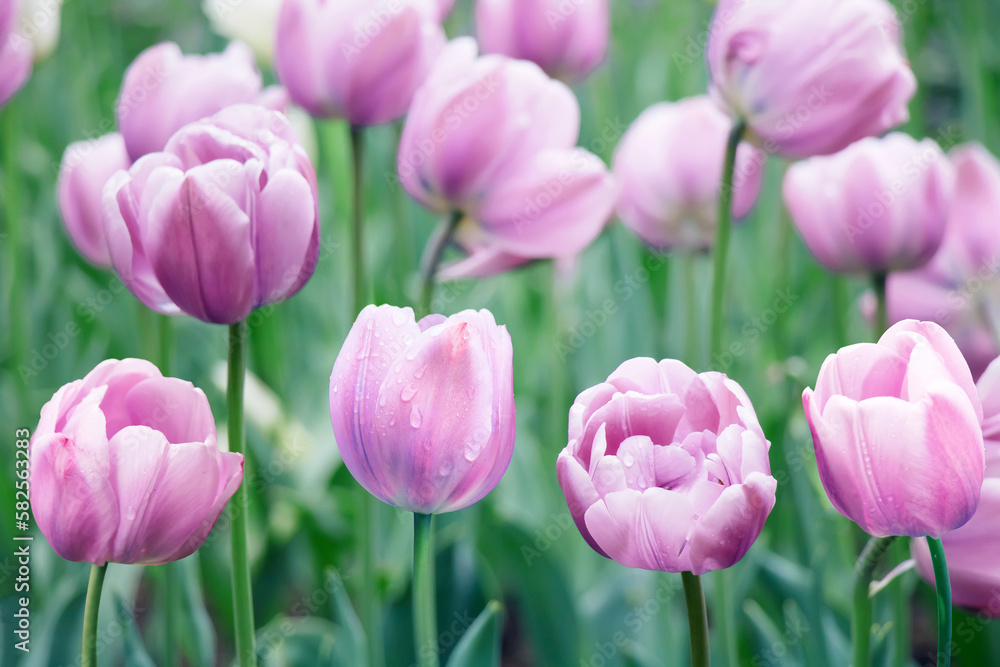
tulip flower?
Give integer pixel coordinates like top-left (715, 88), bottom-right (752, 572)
top-left (784, 133), bottom-right (954, 274)
top-left (911, 357), bottom-right (1000, 616)
top-left (57, 133), bottom-right (131, 268)
top-left (29, 358), bottom-right (243, 565)
top-left (116, 41), bottom-right (269, 161)
top-left (706, 0), bottom-right (916, 158)
top-left (802, 320), bottom-right (985, 538)
top-left (0, 0), bottom-right (32, 107)
top-left (613, 96), bottom-right (765, 252)
top-left (557, 357), bottom-right (776, 574)
top-left (887, 144), bottom-right (1000, 379)
top-left (103, 104), bottom-right (320, 325)
top-left (399, 38), bottom-right (617, 279)
top-left (274, 0), bottom-right (446, 125)
top-left (475, 0), bottom-right (609, 82)
top-left (329, 304), bottom-right (515, 514)
top-left (204, 0), bottom-right (282, 64)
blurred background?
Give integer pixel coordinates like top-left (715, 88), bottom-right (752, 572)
top-left (2, 0), bottom-right (1000, 664)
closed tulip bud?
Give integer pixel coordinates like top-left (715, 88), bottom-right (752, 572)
top-left (330, 305), bottom-right (515, 514)
top-left (103, 104), bottom-right (320, 325)
top-left (557, 358), bottom-right (776, 574)
top-left (117, 41), bottom-right (269, 161)
top-left (57, 133), bottom-right (131, 268)
top-left (784, 133), bottom-right (954, 274)
top-left (0, 0), bottom-right (32, 108)
top-left (29, 359), bottom-right (243, 565)
top-left (887, 144), bottom-right (1000, 379)
top-left (204, 0), bottom-right (282, 65)
top-left (400, 38), bottom-right (617, 276)
top-left (475, 0), bottom-right (608, 82)
top-left (911, 357), bottom-right (1000, 616)
top-left (613, 96), bottom-right (765, 252)
top-left (274, 0), bottom-right (446, 125)
top-left (706, 0), bottom-right (915, 159)
top-left (803, 320), bottom-right (986, 538)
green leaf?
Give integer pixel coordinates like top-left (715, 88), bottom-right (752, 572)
top-left (444, 600), bottom-right (503, 667)
top-left (117, 595), bottom-right (156, 667)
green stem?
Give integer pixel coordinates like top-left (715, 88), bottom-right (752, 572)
top-left (82, 563), bottom-right (109, 667)
top-left (164, 564), bottom-right (178, 667)
top-left (890, 538), bottom-right (910, 667)
top-left (682, 572), bottom-right (710, 667)
top-left (927, 537), bottom-right (952, 667)
top-left (873, 271), bottom-right (888, 338)
top-left (853, 536), bottom-right (897, 667)
top-left (360, 493), bottom-right (384, 667)
top-left (351, 125), bottom-right (366, 316)
top-left (228, 323), bottom-right (256, 667)
top-left (157, 314), bottom-right (173, 374)
top-left (715, 568), bottom-right (738, 667)
top-left (413, 513), bottom-right (438, 667)
top-left (709, 118), bottom-right (747, 365)
top-left (3, 102), bottom-right (28, 398)
top-left (419, 210), bottom-right (462, 319)
top-left (684, 254), bottom-right (700, 367)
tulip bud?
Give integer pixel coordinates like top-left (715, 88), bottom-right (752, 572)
top-left (274, 0), bottom-right (446, 125)
top-left (57, 133), bottom-right (131, 268)
top-left (475, 0), bottom-right (608, 82)
top-left (803, 320), bottom-right (986, 538)
top-left (30, 359), bottom-right (243, 565)
top-left (784, 133), bottom-right (954, 274)
top-left (613, 96), bottom-right (765, 252)
top-left (329, 305), bottom-right (515, 514)
top-left (706, 0), bottom-right (916, 158)
top-left (117, 41), bottom-right (269, 161)
top-left (103, 104), bottom-right (320, 324)
top-left (0, 0), bottom-right (32, 108)
top-left (557, 357), bottom-right (776, 574)
top-left (887, 144), bottom-right (1000, 380)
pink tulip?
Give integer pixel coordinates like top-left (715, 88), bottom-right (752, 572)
top-left (887, 144), bottom-right (1000, 379)
top-left (274, 0), bottom-right (445, 124)
top-left (29, 359), bottom-right (243, 565)
top-left (329, 305), bottom-right (515, 514)
top-left (117, 41), bottom-right (267, 161)
top-left (57, 133), bottom-right (131, 268)
top-left (783, 133), bottom-right (953, 274)
top-left (475, 0), bottom-right (608, 82)
top-left (557, 358), bottom-right (776, 574)
top-left (613, 96), bottom-right (766, 252)
top-left (399, 38), bottom-right (617, 276)
top-left (802, 320), bottom-right (985, 538)
top-left (911, 357), bottom-right (1000, 616)
top-left (0, 0), bottom-right (32, 107)
top-left (706, 0), bottom-right (916, 158)
top-left (103, 104), bottom-right (320, 325)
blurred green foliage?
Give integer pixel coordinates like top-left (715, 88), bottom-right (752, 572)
top-left (2, 0), bottom-right (1000, 665)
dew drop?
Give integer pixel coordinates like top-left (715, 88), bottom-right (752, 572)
top-left (392, 309), bottom-right (409, 326)
top-left (406, 347), bottom-right (420, 361)
top-left (378, 394), bottom-right (387, 407)
top-left (464, 441), bottom-right (483, 461)
top-left (332, 384), bottom-right (338, 393)
top-left (126, 507), bottom-right (137, 521)
top-left (414, 365), bottom-right (427, 379)
top-left (410, 407), bottom-right (423, 428)
top-left (622, 452), bottom-right (635, 467)
top-left (401, 384), bottom-right (418, 402)
top-left (439, 459), bottom-right (454, 476)
top-left (389, 417), bottom-right (397, 426)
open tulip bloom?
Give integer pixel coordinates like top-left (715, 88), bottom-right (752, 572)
top-left (803, 319), bottom-right (986, 666)
top-left (29, 359), bottom-right (243, 666)
top-left (558, 357), bottom-right (776, 666)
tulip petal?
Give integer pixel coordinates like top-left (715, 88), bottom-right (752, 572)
top-left (124, 377), bottom-right (216, 445)
top-left (556, 449), bottom-right (605, 556)
top-left (254, 168), bottom-right (318, 302)
top-left (688, 472), bottom-right (776, 574)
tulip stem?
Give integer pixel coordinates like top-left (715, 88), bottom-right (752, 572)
top-left (164, 564), bottom-right (178, 667)
top-left (873, 271), bottom-right (889, 337)
top-left (709, 118), bottom-right (747, 367)
top-left (158, 314), bottom-right (173, 374)
top-left (682, 572), bottom-right (710, 667)
top-left (852, 535), bottom-right (896, 667)
top-left (228, 322), bottom-right (256, 667)
top-left (2, 101), bottom-right (28, 410)
top-left (82, 563), bottom-right (108, 667)
top-left (351, 125), bottom-right (367, 315)
top-left (927, 537), bottom-right (952, 667)
top-left (419, 210), bottom-right (463, 318)
top-left (413, 512), bottom-right (439, 667)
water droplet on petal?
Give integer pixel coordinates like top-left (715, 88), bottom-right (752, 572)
top-left (332, 384), bottom-right (338, 393)
top-left (439, 459), bottom-right (454, 476)
top-left (389, 417), bottom-right (397, 426)
top-left (126, 507), bottom-right (137, 521)
top-left (401, 384), bottom-right (418, 402)
top-left (464, 441), bottom-right (483, 461)
top-left (414, 365), bottom-right (427, 379)
top-left (378, 394), bottom-right (387, 407)
top-left (622, 452), bottom-right (635, 467)
top-left (410, 407), bottom-right (423, 428)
